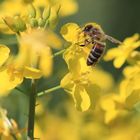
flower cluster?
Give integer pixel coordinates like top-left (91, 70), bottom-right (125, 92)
top-left (60, 22), bottom-right (140, 126)
top-left (60, 23), bottom-right (114, 111)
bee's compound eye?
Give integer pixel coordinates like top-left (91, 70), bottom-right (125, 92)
top-left (84, 25), bottom-right (93, 32)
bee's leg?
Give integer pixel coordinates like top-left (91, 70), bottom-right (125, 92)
top-left (94, 40), bottom-right (106, 46)
top-left (79, 39), bottom-right (91, 47)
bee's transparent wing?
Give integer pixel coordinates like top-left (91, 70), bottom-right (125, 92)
top-left (105, 35), bottom-right (122, 45)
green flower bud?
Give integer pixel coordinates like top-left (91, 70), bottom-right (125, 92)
top-left (3, 16), bottom-right (27, 33)
top-left (14, 16), bottom-right (27, 32)
top-left (28, 4), bottom-right (36, 18)
top-left (38, 18), bottom-right (45, 27)
top-left (42, 6), bottom-right (51, 20)
top-left (30, 18), bottom-right (38, 27)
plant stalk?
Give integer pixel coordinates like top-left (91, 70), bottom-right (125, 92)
top-left (27, 79), bottom-right (37, 140)
top-left (37, 85), bottom-right (61, 97)
top-left (52, 49), bottom-right (66, 58)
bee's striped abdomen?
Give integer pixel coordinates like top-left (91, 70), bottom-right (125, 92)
top-left (87, 43), bottom-right (105, 66)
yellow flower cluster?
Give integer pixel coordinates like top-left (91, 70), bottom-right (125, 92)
top-left (60, 22), bottom-right (140, 127)
top-left (0, 0), bottom-right (72, 95)
top-left (34, 101), bottom-right (140, 140)
top-left (60, 23), bottom-right (114, 111)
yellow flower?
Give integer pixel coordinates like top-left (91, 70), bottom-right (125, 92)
top-left (18, 28), bottom-right (62, 77)
top-left (100, 94), bottom-right (128, 124)
top-left (0, 45), bottom-right (41, 95)
top-left (61, 57), bottom-right (100, 111)
top-left (60, 23), bottom-right (93, 70)
top-left (0, 45), bottom-right (22, 95)
top-left (104, 34), bottom-right (140, 68)
top-left (0, 28), bottom-right (62, 95)
top-left (121, 65), bottom-right (140, 108)
top-left (60, 23), bottom-right (116, 111)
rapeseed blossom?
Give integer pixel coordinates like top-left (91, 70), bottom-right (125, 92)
top-left (0, 45), bottom-right (23, 95)
top-left (104, 34), bottom-right (140, 68)
top-left (0, 27), bottom-right (62, 95)
top-left (61, 57), bottom-right (100, 111)
top-left (60, 23), bottom-right (115, 111)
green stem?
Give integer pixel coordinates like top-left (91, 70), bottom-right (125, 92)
top-left (37, 85), bottom-right (61, 97)
top-left (52, 49), bottom-right (66, 58)
top-left (27, 80), bottom-right (37, 140)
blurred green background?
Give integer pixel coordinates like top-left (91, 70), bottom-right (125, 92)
top-left (0, 0), bottom-right (140, 130)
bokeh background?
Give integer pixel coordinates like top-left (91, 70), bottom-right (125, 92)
top-left (0, 0), bottom-right (140, 139)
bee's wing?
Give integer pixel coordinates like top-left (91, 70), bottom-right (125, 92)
top-left (105, 34), bottom-right (122, 45)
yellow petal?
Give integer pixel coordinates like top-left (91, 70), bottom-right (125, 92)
top-left (73, 86), bottom-right (90, 111)
top-left (105, 110), bottom-right (118, 124)
top-left (124, 33), bottom-right (139, 45)
top-left (104, 48), bottom-right (122, 61)
top-left (60, 23), bottom-right (80, 43)
top-left (100, 95), bottom-right (115, 111)
top-left (39, 47), bottom-right (53, 77)
top-left (113, 56), bottom-right (126, 68)
top-left (23, 66), bottom-right (42, 79)
top-left (60, 73), bottom-right (74, 93)
top-left (0, 69), bottom-right (23, 96)
top-left (84, 84), bottom-right (101, 109)
top-left (63, 44), bottom-right (86, 75)
top-left (0, 45), bottom-right (10, 66)
top-left (123, 65), bottom-right (139, 78)
top-left (45, 29), bottom-right (62, 49)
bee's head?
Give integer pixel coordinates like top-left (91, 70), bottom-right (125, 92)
top-left (83, 24), bottom-right (101, 35)
top-left (83, 24), bottom-right (93, 33)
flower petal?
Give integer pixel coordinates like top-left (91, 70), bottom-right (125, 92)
top-left (0, 45), bottom-right (10, 66)
top-left (60, 73), bottom-right (74, 93)
top-left (23, 66), bottom-right (42, 79)
top-left (0, 69), bottom-right (23, 96)
top-left (45, 29), bottom-right (62, 49)
top-left (60, 23), bottom-right (80, 43)
top-left (113, 56), bottom-right (126, 68)
top-left (104, 48), bottom-right (122, 61)
top-left (73, 86), bottom-right (90, 111)
top-left (39, 47), bottom-right (53, 77)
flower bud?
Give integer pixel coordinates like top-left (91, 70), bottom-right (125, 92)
top-left (38, 18), bottom-right (45, 27)
top-left (30, 18), bottom-right (38, 27)
top-left (42, 6), bottom-right (51, 20)
top-left (3, 16), bottom-right (27, 33)
top-left (28, 4), bottom-right (36, 18)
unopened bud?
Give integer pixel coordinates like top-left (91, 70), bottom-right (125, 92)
top-left (30, 18), bottom-right (38, 27)
top-left (3, 16), bottom-right (26, 32)
top-left (42, 6), bottom-right (51, 20)
top-left (38, 18), bottom-right (45, 27)
top-left (28, 4), bottom-right (36, 18)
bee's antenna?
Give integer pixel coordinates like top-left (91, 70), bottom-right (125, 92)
top-left (105, 34), bottom-right (122, 45)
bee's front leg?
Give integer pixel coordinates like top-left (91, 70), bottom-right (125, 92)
top-left (79, 39), bottom-right (91, 47)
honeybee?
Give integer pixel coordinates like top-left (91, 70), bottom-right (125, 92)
top-left (79, 24), bottom-right (122, 66)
